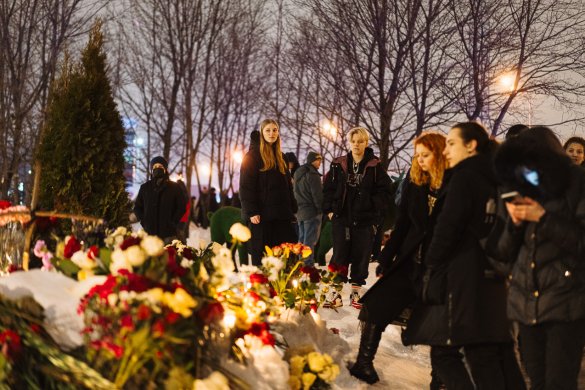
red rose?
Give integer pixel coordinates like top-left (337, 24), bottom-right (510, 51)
top-left (0, 200), bottom-right (11, 210)
top-left (120, 315), bottom-right (134, 330)
top-left (165, 312), bottom-right (181, 325)
top-left (0, 329), bottom-right (21, 358)
top-left (63, 236), bottom-right (81, 259)
top-left (29, 323), bottom-right (42, 334)
top-left (152, 320), bottom-right (165, 337)
top-left (328, 263), bottom-right (348, 276)
top-left (246, 322), bottom-right (274, 346)
top-left (249, 273), bottom-right (269, 284)
top-left (196, 302), bottom-right (225, 325)
top-left (181, 247), bottom-right (194, 260)
top-left (137, 304), bottom-right (151, 321)
top-left (245, 291), bottom-right (261, 302)
top-left (88, 245), bottom-right (99, 260)
top-left (7, 264), bottom-right (22, 273)
top-left (103, 341), bottom-right (124, 359)
top-left (120, 236), bottom-right (141, 250)
top-left (166, 249), bottom-right (187, 277)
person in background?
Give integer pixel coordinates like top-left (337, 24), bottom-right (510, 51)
top-left (294, 151), bottom-right (324, 266)
top-left (563, 136), bottom-right (585, 166)
top-left (492, 127), bottom-right (585, 390)
top-left (239, 120), bottom-right (298, 265)
top-left (350, 132), bottom-right (448, 386)
top-left (285, 152), bottom-right (300, 178)
top-left (176, 174), bottom-right (190, 243)
top-left (134, 156), bottom-right (187, 244)
top-left (323, 127), bottom-right (392, 309)
top-left (505, 124), bottom-right (529, 140)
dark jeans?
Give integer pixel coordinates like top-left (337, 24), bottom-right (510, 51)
top-left (465, 342), bottom-right (526, 389)
top-left (431, 346), bottom-right (474, 390)
top-left (518, 319), bottom-right (585, 390)
top-left (248, 220), bottom-right (297, 266)
top-left (298, 215), bottom-right (322, 266)
top-left (330, 218), bottom-right (374, 286)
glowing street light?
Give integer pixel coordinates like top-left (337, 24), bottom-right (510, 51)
top-left (199, 164), bottom-right (211, 177)
top-left (499, 72), bottom-right (516, 92)
top-left (321, 120), bottom-right (337, 139)
top-left (233, 150), bottom-right (244, 164)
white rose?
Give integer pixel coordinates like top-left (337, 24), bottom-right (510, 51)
top-left (71, 250), bottom-right (95, 270)
top-left (140, 235), bottom-right (164, 257)
top-left (198, 265), bottom-right (209, 282)
top-left (211, 242), bottom-right (223, 255)
top-left (110, 249), bottom-right (133, 275)
top-left (113, 226), bottom-right (127, 236)
top-left (125, 245), bottom-right (147, 267)
top-left (229, 223), bottom-right (251, 242)
top-left (181, 258), bottom-right (194, 268)
top-left (192, 371), bottom-right (230, 390)
top-left (212, 251), bottom-right (235, 275)
top-left (199, 239), bottom-right (208, 250)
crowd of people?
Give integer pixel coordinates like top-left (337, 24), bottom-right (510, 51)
top-left (133, 119), bottom-right (585, 390)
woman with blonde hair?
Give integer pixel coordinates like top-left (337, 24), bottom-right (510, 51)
top-left (239, 119), bottom-right (297, 265)
top-left (350, 131), bottom-right (447, 385)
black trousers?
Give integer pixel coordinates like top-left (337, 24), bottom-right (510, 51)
top-left (432, 343), bottom-right (527, 390)
top-left (518, 319), bottom-right (585, 390)
top-left (330, 218), bottom-right (374, 286)
top-left (248, 220), bottom-right (297, 266)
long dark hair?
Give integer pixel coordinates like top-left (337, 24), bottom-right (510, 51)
top-left (452, 121), bottom-right (498, 154)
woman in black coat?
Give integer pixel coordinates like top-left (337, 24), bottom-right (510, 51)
top-left (349, 132), bottom-right (447, 385)
top-left (239, 119), bottom-right (297, 265)
top-left (492, 127), bottom-right (585, 390)
top-left (402, 122), bottom-right (525, 390)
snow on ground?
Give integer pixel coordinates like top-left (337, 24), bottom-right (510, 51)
top-left (181, 224), bottom-right (431, 389)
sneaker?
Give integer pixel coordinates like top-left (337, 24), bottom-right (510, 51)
top-left (323, 290), bottom-right (343, 309)
top-left (350, 286), bottom-right (362, 309)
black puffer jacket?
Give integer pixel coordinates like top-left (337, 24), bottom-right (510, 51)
top-left (239, 139), bottom-right (297, 222)
top-left (402, 154), bottom-right (513, 347)
top-left (322, 148), bottom-right (392, 227)
top-left (491, 136), bottom-right (585, 325)
top-left (134, 177), bottom-right (187, 238)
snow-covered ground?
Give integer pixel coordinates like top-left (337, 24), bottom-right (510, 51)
top-left (185, 224), bottom-right (431, 389)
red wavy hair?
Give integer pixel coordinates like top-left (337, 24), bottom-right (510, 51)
top-left (410, 132), bottom-right (447, 189)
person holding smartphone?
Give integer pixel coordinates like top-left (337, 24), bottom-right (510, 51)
top-left (492, 126), bottom-right (585, 390)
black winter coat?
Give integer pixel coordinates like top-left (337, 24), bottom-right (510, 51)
top-left (402, 154), bottom-right (514, 347)
top-left (360, 181), bottom-right (436, 326)
top-left (491, 139), bottom-right (585, 325)
top-left (239, 143), bottom-right (297, 222)
top-left (322, 148), bottom-right (392, 227)
top-left (134, 178), bottom-right (187, 239)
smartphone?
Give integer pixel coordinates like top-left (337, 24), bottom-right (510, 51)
top-left (521, 167), bottom-right (540, 186)
top-left (501, 191), bottom-right (521, 203)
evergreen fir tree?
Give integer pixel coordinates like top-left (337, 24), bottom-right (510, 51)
top-left (37, 22), bottom-right (130, 228)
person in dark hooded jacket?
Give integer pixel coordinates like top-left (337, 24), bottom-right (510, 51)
top-left (402, 122), bottom-right (525, 390)
top-left (294, 151), bottom-right (324, 266)
top-left (490, 126), bottom-right (585, 390)
top-left (239, 120), bottom-right (297, 265)
top-left (134, 156), bottom-right (187, 244)
top-left (322, 127), bottom-right (392, 309)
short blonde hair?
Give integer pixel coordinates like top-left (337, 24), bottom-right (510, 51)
top-left (347, 127), bottom-right (370, 143)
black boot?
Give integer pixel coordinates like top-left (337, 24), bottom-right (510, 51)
top-left (349, 322), bottom-right (383, 384)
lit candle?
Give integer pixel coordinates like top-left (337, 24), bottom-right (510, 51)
top-left (223, 312), bottom-right (236, 329)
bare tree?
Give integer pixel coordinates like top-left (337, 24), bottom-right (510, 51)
top-left (0, 0), bottom-right (106, 203)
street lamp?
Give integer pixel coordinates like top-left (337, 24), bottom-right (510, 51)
top-left (499, 72), bottom-right (516, 93)
top-left (321, 120), bottom-right (337, 139)
top-left (232, 150), bottom-right (244, 165)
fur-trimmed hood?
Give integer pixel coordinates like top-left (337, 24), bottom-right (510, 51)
top-left (494, 128), bottom-right (572, 200)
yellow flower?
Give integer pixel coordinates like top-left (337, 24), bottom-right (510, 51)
top-left (288, 375), bottom-right (301, 390)
top-left (301, 248), bottom-right (312, 259)
top-left (289, 355), bottom-right (306, 377)
top-left (142, 287), bottom-right (164, 304)
top-left (229, 222), bottom-right (251, 242)
top-left (77, 268), bottom-right (94, 281)
top-left (265, 246), bottom-right (274, 257)
top-left (164, 288), bottom-right (198, 317)
top-left (317, 363), bottom-right (340, 383)
top-left (301, 372), bottom-right (317, 390)
top-left (307, 351), bottom-right (327, 372)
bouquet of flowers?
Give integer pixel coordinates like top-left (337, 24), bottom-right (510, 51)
top-left (288, 349), bottom-right (340, 390)
top-left (259, 243), bottom-right (346, 314)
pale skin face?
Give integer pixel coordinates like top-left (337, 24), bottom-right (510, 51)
top-left (443, 127), bottom-right (477, 168)
top-left (349, 134), bottom-right (368, 161)
top-left (414, 143), bottom-right (434, 173)
top-left (566, 142), bottom-right (585, 165)
top-left (311, 158), bottom-right (322, 170)
top-left (262, 123), bottom-right (279, 144)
